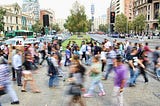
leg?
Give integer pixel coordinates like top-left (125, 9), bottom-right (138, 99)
top-left (21, 80), bottom-right (27, 91)
top-left (112, 86), bottom-right (121, 106)
top-left (140, 67), bottom-right (148, 83)
top-left (16, 70), bottom-right (22, 86)
top-left (49, 75), bottom-right (55, 87)
top-left (5, 82), bottom-right (19, 102)
top-left (12, 67), bottom-right (16, 80)
top-left (30, 79), bottom-right (40, 92)
top-left (105, 64), bottom-right (113, 79)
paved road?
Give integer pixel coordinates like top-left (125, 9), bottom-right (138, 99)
top-left (90, 34), bottom-right (160, 50)
top-left (0, 61), bottom-right (160, 106)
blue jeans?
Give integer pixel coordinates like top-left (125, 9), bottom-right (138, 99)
top-left (85, 55), bottom-right (91, 65)
top-left (87, 80), bottom-right (104, 95)
top-left (49, 75), bottom-right (59, 87)
top-left (129, 68), bottom-right (139, 85)
top-left (105, 64), bottom-right (113, 79)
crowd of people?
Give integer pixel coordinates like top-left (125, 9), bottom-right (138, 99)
top-left (0, 37), bottom-right (160, 106)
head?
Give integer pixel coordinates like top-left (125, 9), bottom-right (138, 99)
top-left (16, 49), bottom-right (22, 55)
top-left (131, 47), bottom-right (138, 54)
top-left (115, 55), bottom-right (123, 66)
top-left (92, 55), bottom-right (99, 63)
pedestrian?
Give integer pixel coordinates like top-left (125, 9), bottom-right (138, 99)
top-left (12, 49), bottom-right (23, 86)
top-left (11, 46), bottom-right (17, 81)
top-left (64, 45), bottom-right (71, 66)
top-left (100, 46), bottom-right (107, 72)
top-left (0, 49), bottom-right (20, 105)
top-left (83, 56), bottom-right (105, 97)
top-left (112, 55), bottom-right (127, 106)
top-left (128, 47), bottom-right (145, 87)
top-left (48, 53), bottom-right (59, 88)
top-left (103, 46), bottom-right (116, 80)
top-left (22, 53), bottom-right (41, 93)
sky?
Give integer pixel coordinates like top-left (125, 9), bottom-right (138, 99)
top-left (0, 0), bottom-right (111, 19)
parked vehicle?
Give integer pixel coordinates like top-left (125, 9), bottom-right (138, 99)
top-left (24, 38), bottom-right (39, 45)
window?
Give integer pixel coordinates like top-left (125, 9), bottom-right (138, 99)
top-left (16, 17), bottom-right (18, 24)
top-left (154, 2), bottom-right (159, 19)
top-left (10, 16), bottom-right (12, 24)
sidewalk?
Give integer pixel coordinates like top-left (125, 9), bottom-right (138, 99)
top-left (0, 63), bottom-right (160, 106)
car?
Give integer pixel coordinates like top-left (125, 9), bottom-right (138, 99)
top-left (24, 38), bottom-right (39, 45)
top-left (119, 34), bottom-right (125, 38)
top-left (111, 32), bottom-right (119, 38)
top-left (4, 38), bottom-right (24, 46)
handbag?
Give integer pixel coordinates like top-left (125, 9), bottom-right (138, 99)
top-left (0, 86), bottom-right (6, 96)
top-left (68, 84), bottom-right (81, 96)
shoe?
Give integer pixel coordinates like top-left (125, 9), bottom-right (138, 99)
top-left (21, 90), bottom-right (27, 92)
top-left (18, 84), bottom-right (22, 86)
top-left (12, 78), bottom-right (16, 81)
top-left (32, 90), bottom-right (41, 93)
top-left (83, 93), bottom-right (93, 98)
top-left (144, 82), bottom-right (148, 85)
top-left (101, 77), bottom-right (107, 80)
top-left (129, 84), bottom-right (135, 87)
top-left (98, 92), bottom-right (106, 96)
top-left (11, 101), bottom-right (19, 104)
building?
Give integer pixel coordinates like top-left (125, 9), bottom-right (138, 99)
top-left (94, 16), bottom-right (107, 31)
top-left (0, 3), bottom-right (35, 32)
top-left (22, 0), bottom-right (40, 21)
top-left (133, 0), bottom-right (159, 31)
top-left (40, 9), bottom-right (56, 26)
top-left (56, 18), bottom-right (66, 31)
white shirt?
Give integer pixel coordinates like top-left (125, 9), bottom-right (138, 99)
top-left (13, 54), bottom-right (22, 70)
top-left (80, 45), bottom-right (87, 52)
top-left (105, 41), bottom-right (112, 49)
top-left (100, 51), bottom-right (107, 60)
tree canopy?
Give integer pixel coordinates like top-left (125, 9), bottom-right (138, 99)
top-left (51, 23), bottom-right (60, 32)
top-left (133, 14), bottom-right (146, 34)
top-left (64, 1), bottom-right (90, 33)
top-left (32, 21), bottom-right (42, 33)
top-left (98, 24), bottom-right (108, 33)
top-left (114, 13), bottom-right (127, 33)
top-left (0, 8), bottom-right (6, 32)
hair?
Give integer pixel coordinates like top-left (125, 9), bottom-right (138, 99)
top-left (93, 55), bottom-right (99, 62)
top-left (116, 55), bottom-right (123, 62)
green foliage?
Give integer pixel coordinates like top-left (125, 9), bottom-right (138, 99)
top-left (0, 8), bottom-right (6, 31)
top-left (98, 24), bottom-right (108, 33)
top-left (115, 13), bottom-right (127, 33)
top-left (32, 21), bottom-right (42, 33)
top-left (51, 23), bottom-right (60, 32)
top-left (133, 14), bottom-right (146, 33)
top-left (158, 16), bottom-right (160, 30)
top-left (64, 1), bottom-right (90, 33)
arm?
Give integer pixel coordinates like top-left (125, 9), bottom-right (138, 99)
top-left (138, 59), bottom-right (145, 69)
top-left (128, 60), bottom-right (135, 70)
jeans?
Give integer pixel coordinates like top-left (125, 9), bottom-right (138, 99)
top-left (129, 68), bottom-right (139, 85)
top-left (85, 55), bottom-right (91, 65)
top-left (87, 80), bottom-right (104, 95)
top-left (64, 57), bottom-right (70, 66)
top-left (156, 69), bottom-right (160, 78)
top-left (49, 75), bottom-right (59, 87)
top-left (5, 81), bottom-right (19, 102)
top-left (16, 69), bottom-right (22, 85)
top-left (105, 64), bottom-right (113, 79)
top-left (12, 67), bottom-right (16, 79)
top-left (112, 86), bottom-right (123, 106)
top-left (40, 50), bottom-right (46, 65)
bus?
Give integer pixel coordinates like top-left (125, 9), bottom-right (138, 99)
top-left (5, 30), bottom-right (34, 38)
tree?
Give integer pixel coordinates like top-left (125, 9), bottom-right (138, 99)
top-left (32, 21), bottom-right (42, 34)
top-left (133, 14), bottom-right (146, 34)
top-left (64, 1), bottom-right (89, 33)
top-left (0, 8), bottom-right (6, 32)
top-left (114, 13), bottom-right (127, 33)
top-left (51, 23), bottom-right (60, 32)
top-left (98, 24), bottom-right (108, 33)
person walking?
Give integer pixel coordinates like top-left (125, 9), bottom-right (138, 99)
top-left (112, 55), bottom-right (127, 106)
top-left (83, 56), bottom-right (105, 97)
top-left (12, 49), bottom-right (23, 86)
top-left (0, 49), bottom-right (20, 105)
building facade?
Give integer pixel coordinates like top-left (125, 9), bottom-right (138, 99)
top-left (133, 0), bottom-right (159, 31)
top-left (0, 3), bottom-right (35, 32)
top-left (94, 16), bottom-right (107, 31)
top-left (22, 0), bottom-right (40, 21)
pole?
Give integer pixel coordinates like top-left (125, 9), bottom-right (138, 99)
top-left (109, 0), bottom-right (113, 36)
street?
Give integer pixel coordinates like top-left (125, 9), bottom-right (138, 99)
top-left (0, 60), bottom-right (160, 106)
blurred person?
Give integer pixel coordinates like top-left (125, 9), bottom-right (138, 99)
top-left (22, 53), bottom-right (40, 93)
top-left (103, 46), bottom-right (116, 80)
top-left (39, 42), bottom-right (47, 65)
top-left (152, 46), bottom-right (160, 73)
top-left (11, 46), bottom-right (17, 81)
top-left (128, 47), bottom-right (145, 87)
top-left (85, 42), bottom-right (92, 66)
top-left (12, 49), bottom-right (23, 86)
top-left (0, 49), bottom-right (19, 105)
top-left (112, 55), bottom-right (127, 106)
top-left (48, 53), bottom-right (59, 87)
top-left (83, 56), bottom-right (105, 97)
top-left (80, 41), bottom-right (87, 63)
top-left (143, 42), bottom-right (152, 54)
top-left (104, 39), bottom-right (112, 49)
top-left (64, 46), bottom-right (71, 66)
top-left (100, 46), bottom-right (107, 72)
top-left (67, 64), bottom-right (85, 106)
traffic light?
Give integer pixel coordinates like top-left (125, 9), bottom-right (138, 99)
top-left (110, 12), bottom-right (115, 23)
